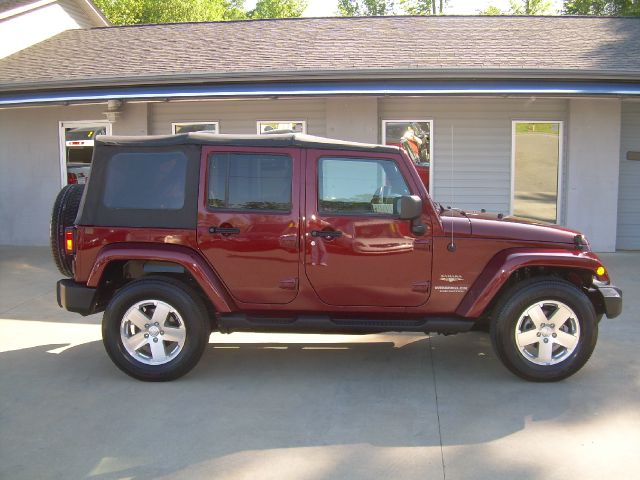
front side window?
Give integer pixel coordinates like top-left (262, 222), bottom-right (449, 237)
top-left (318, 157), bottom-right (410, 215)
top-left (512, 121), bottom-right (562, 223)
top-left (172, 122), bottom-right (218, 134)
top-left (208, 153), bottom-right (292, 211)
top-left (257, 121), bottom-right (306, 134)
top-left (103, 151), bottom-right (187, 210)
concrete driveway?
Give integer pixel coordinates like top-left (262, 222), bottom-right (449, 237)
top-left (1, 246), bottom-right (639, 480)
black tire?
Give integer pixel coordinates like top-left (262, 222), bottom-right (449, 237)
top-left (50, 184), bottom-right (84, 277)
top-left (102, 277), bottom-right (210, 381)
top-left (490, 277), bottom-right (598, 382)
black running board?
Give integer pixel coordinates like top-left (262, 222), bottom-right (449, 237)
top-left (217, 314), bottom-right (474, 335)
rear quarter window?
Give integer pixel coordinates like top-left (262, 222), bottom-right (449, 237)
top-left (78, 144), bottom-right (201, 229)
top-left (103, 151), bottom-right (187, 210)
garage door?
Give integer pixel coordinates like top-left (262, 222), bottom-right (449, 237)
top-left (617, 102), bottom-right (640, 250)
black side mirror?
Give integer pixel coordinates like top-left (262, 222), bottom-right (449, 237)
top-left (396, 195), bottom-right (422, 220)
top-left (396, 195), bottom-right (426, 236)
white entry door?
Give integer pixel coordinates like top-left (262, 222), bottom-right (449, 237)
top-left (59, 121), bottom-right (111, 186)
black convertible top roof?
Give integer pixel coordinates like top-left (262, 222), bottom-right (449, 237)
top-left (96, 132), bottom-right (399, 154)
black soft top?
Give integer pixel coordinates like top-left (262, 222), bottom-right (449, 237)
top-left (96, 132), bottom-right (400, 154)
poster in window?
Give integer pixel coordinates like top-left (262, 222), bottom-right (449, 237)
top-left (384, 121), bottom-right (431, 166)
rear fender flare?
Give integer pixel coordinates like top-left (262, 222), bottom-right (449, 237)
top-left (456, 248), bottom-right (603, 318)
top-left (87, 243), bottom-right (234, 313)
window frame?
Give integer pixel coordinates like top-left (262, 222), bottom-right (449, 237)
top-left (317, 156), bottom-right (411, 218)
top-left (381, 119), bottom-right (434, 193)
top-left (205, 151), bottom-right (294, 215)
top-left (171, 121), bottom-right (219, 135)
top-left (510, 120), bottom-right (565, 224)
top-left (256, 120), bottom-right (307, 135)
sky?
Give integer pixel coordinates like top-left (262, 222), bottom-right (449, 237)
top-left (293, 0), bottom-right (566, 16)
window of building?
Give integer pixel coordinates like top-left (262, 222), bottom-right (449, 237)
top-left (382, 120), bottom-right (432, 166)
top-left (59, 121), bottom-right (111, 186)
top-left (511, 121), bottom-right (563, 224)
top-left (172, 122), bottom-right (219, 134)
top-left (208, 153), bottom-right (292, 211)
top-left (318, 157), bottom-right (410, 215)
top-left (257, 121), bottom-right (306, 134)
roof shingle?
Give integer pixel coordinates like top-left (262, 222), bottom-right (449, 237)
top-left (1, 15), bottom-right (639, 90)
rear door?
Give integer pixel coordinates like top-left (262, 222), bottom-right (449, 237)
top-left (197, 147), bottom-right (301, 304)
top-left (304, 150), bottom-right (433, 307)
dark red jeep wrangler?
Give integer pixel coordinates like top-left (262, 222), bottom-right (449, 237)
top-left (51, 133), bottom-right (622, 382)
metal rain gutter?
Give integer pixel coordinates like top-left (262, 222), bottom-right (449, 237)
top-left (1, 80), bottom-right (640, 106)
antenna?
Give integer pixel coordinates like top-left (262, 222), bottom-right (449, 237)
top-left (447, 124), bottom-right (457, 253)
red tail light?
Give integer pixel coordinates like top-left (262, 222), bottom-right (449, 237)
top-left (64, 227), bottom-right (75, 253)
top-left (67, 172), bottom-right (78, 184)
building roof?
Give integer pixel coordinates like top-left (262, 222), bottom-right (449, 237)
top-left (0, 0), bottom-right (35, 15)
top-left (0, 0), bottom-right (108, 24)
top-left (0, 15), bottom-right (639, 92)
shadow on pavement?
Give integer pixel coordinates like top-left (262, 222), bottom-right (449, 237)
top-left (3, 329), bottom-right (638, 480)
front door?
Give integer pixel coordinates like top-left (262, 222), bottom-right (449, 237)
top-left (197, 147), bottom-right (301, 304)
top-left (304, 151), bottom-right (432, 307)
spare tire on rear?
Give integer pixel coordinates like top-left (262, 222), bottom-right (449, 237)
top-left (50, 184), bottom-right (84, 277)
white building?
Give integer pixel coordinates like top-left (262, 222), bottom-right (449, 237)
top-left (0, 9), bottom-right (639, 251)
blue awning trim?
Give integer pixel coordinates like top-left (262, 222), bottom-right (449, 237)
top-left (1, 80), bottom-right (640, 105)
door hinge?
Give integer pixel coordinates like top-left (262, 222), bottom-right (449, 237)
top-left (414, 239), bottom-right (432, 251)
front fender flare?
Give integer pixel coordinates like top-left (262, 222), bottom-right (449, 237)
top-left (86, 243), bottom-right (234, 313)
top-left (456, 248), bottom-right (603, 318)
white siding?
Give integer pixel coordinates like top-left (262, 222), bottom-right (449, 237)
top-left (0, 104), bottom-right (106, 245)
top-left (565, 98), bottom-right (621, 252)
top-left (149, 99), bottom-right (327, 137)
top-left (0, 2), bottom-right (82, 58)
top-left (617, 101), bottom-right (640, 250)
top-left (379, 97), bottom-right (568, 216)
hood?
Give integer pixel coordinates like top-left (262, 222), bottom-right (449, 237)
top-left (462, 211), bottom-right (585, 246)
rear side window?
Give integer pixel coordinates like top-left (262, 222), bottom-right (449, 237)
top-left (208, 153), bottom-right (292, 211)
top-left (103, 151), bottom-right (187, 210)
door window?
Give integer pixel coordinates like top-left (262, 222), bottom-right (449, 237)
top-left (318, 157), bottom-right (410, 215)
top-left (208, 153), bottom-right (292, 212)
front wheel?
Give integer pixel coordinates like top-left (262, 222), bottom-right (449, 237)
top-left (490, 278), bottom-right (598, 382)
top-left (102, 277), bottom-right (209, 381)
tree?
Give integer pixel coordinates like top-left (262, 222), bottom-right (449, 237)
top-left (480, 5), bottom-right (504, 14)
top-left (248, 0), bottom-right (308, 18)
top-left (94, 0), bottom-right (247, 24)
top-left (508, 0), bottom-right (552, 14)
top-left (401, 0), bottom-right (449, 14)
top-left (94, 0), bottom-right (307, 25)
top-left (563, 0), bottom-right (640, 15)
top-left (400, 0), bottom-right (432, 15)
top-left (337, 0), bottom-right (395, 16)
top-left (337, 0), bottom-right (448, 15)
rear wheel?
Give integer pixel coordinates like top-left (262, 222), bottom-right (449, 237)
top-left (50, 184), bottom-right (84, 277)
top-left (490, 278), bottom-right (598, 382)
top-left (102, 277), bottom-right (210, 381)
